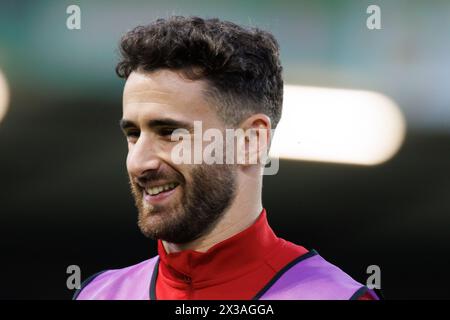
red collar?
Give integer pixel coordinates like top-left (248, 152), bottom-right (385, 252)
top-left (157, 208), bottom-right (281, 287)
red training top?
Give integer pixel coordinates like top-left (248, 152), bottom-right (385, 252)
top-left (155, 208), bottom-right (374, 300)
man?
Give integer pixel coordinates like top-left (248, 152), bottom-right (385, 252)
top-left (74, 16), bottom-right (380, 300)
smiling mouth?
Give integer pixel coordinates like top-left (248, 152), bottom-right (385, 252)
top-left (144, 182), bottom-right (180, 196)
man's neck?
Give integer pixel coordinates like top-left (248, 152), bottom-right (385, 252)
top-left (163, 205), bottom-right (262, 254)
top-left (162, 174), bottom-right (263, 253)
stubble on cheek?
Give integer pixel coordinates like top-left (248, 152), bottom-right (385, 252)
top-left (129, 174), bottom-right (184, 239)
top-left (128, 162), bottom-right (236, 243)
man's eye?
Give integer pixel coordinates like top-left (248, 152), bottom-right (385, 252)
top-left (125, 131), bottom-right (140, 139)
top-left (159, 127), bottom-right (176, 137)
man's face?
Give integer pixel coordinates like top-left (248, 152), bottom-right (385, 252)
top-left (121, 70), bottom-right (237, 244)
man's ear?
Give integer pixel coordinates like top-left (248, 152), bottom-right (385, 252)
top-left (238, 114), bottom-right (272, 166)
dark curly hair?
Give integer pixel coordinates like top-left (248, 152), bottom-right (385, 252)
top-left (116, 16), bottom-right (283, 129)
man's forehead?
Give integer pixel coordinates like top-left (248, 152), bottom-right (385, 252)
top-left (123, 70), bottom-right (206, 102)
top-left (123, 89), bottom-right (172, 106)
top-left (122, 70), bottom-right (219, 123)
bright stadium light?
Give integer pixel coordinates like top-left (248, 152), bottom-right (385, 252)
top-left (0, 68), bottom-right (10, 124)
top-left (269, 85), bottom-right (406, 166)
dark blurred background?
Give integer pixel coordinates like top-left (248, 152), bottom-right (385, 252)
top-left (0, 0), bottom-right (449, 299)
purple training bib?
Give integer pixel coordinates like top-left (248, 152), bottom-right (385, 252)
top-left (74, 250), bottom-right (379, 300)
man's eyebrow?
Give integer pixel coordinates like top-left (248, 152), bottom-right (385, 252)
top-left (147, 118), bottom-right (193, 131)
top-left (119, 119), bottom-right (136, 130)
top-left (119, 118), bottom-right (193, 131)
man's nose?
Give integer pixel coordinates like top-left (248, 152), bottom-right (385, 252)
top-left (126, 135), bottom-right (161, 177)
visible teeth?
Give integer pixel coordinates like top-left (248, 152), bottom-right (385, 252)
top-left (146, 183), bottom-right (178, 196)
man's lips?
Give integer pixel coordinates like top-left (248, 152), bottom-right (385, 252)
top-left (143, 184), bottom-right (179, 205)
top-left (145, 181), bottom-right (178, 193)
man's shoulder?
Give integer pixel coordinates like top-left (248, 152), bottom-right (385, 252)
top-left (260, 248), bottom-right (378, 300)
top-left (73, 255), bottom-right (159, 300)
top-left (276, 240), bottom-right (360, 287)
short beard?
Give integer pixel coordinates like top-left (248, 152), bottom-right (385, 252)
top-left (130, 164), bottom-right (237, 244)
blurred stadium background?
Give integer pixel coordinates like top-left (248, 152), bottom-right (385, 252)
top-left (0, 0), bottom-right (449, 299)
